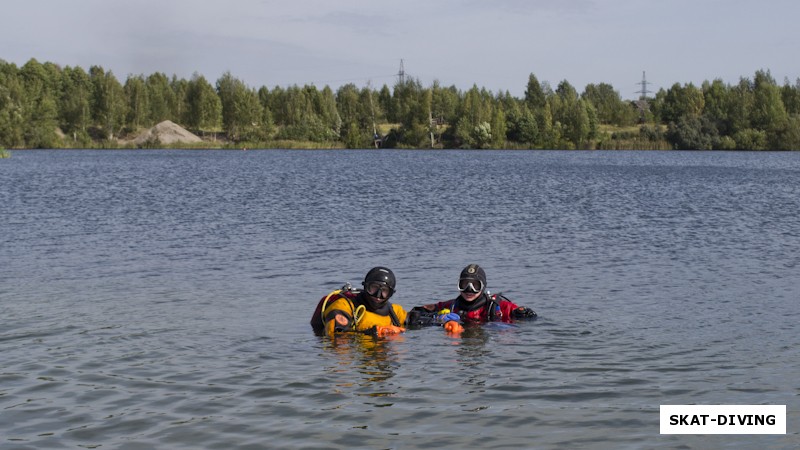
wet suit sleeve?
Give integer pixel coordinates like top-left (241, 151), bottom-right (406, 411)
top-left (499, 299), bottom-right (537, 320)
top-left (322, 298), bottom-right (354, 334)
top-left (498, 299), bottom-right (519, 319)
top-left (416, 300), bottom-right (453, 312)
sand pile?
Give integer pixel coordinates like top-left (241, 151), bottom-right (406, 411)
top-left (134, 120), bottom-right (203, 146)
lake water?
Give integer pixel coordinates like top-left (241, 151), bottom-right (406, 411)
top-left (1, 149), bottom-right (798, 449)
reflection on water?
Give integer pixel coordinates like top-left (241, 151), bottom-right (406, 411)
top-left (452, 325), bottom-right (493, 396)
top-left (323, 333), bottom-right (401, 389)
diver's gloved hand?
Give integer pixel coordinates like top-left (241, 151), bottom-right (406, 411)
top-left (435, 312), bottom-right (460, 323)
top-left (443, 321), bottom-right (464, 334)
top-left (373, 325), bottom-right (406, 336)
top-left (511, 307), bottom-right (537, 319)
top-left (325, 319), bottom-right (337, 336)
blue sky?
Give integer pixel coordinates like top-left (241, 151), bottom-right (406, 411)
top-left (3, 0), bottom-right (798, 99)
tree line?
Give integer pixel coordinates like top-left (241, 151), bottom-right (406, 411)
top-left (1, 58), bottom-right (799, 150)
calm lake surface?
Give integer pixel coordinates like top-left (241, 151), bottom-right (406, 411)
top-left (1, 149), bottom-right (798, 449)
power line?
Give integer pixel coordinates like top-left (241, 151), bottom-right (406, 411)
top-left (292, 73), bottom-right (396, 88)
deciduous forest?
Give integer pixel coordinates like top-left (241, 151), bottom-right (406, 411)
top-left (2, 58), bottom-right (799, 150)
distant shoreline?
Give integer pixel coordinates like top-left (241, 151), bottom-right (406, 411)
top-left (6, 147), bottom-right (794, 152)
top-left (2, 59), bottom-right (799, 151)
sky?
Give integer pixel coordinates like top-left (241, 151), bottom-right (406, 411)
top-left (3, 0), bottom-right (799, 100)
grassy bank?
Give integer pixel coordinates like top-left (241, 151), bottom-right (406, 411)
top-left (596, 124), bottom-right (672, 150)
top-left (1, 123), bottom-right (672, 151)
top-left (245, 140), bottom-right (345, 150)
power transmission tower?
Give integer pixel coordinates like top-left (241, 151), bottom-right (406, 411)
top-left (636, 71), bottom-right (652, 99)
top-left (635, 71), bottom-right (653, 123)
top-left (397, 59), bottom-right (406, 85)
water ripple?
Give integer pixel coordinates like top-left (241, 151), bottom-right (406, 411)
top-left (2, 150), bottom-right (799, 449)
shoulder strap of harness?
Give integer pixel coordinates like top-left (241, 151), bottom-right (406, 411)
top-left (388, 303), bottom-right (401, 327)
top-left (487, 294), bottom-right (501, 321)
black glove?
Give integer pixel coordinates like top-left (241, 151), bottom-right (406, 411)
top-left (407, 308), bottom-right (438, 327)
top-left (511, 307), bottom-right (537, 319)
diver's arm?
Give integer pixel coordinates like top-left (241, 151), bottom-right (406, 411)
top-left (323, 310), bottom-right (353, 336)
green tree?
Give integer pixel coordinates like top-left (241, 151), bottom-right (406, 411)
top-left (90, 66), bottom-right (127, 140)
top-left (701, 79), bottom-right (730, 135)
top-left (392, 78), bottom-right (429, 128)
top-left (217, 72), bottom-right (239, 138)
top-left (20, 58), bottom-right (59, 147)
top-left (431, 80), bottom-right (460, 125)
top-left (336, 84), bottom-right (371, 147)
top-left (170, 75), bottom-right (188, 124)
top-left (124, 75), bottom-right (149, 129)
top-left (216, 72), bottom-right (264, 142)
top-left (564, 99), bottom-right (592, 147)
top-left (0, 60), bottom-right (26, 147)
top-left (490, 105), bottom-right (507, 148)
top-left (666, 115), bottom-right (719, 150)
top-left (549, 81), bottom-right (574, 138)
top-left (272, 84), bottom-right (330, 142)
top-left (538, 102), bottom-right (557, 148)
top-left (185, 73), bottom-right (222, 134)
top-left (257, 88), bottom-right (275, 139)
top-left (41, 61), bottom-right (63, 95)
top-left (732, 128), bottom-right (767, 150)
top-left (336, 83), bottom-right (360, 131)
top-left (318, 86), bottom-right (341, 136)
top-left (582, 82), bottom-right (634, 126)
top-left (257, 86), bottom-right (275, 136)
top-left (359, 87), bottom-right (379, 134)
top-left (781, 78), bottom-right (800, 116)
top-left (727, 77), bottom-right (754, 135)
top-left (59, 66), bottom-right (92, 142)
top-left (342, 121), bottom-right (364, 148)
top-left (771, 116), bottom-right (800, 150)
top-left (270, 86), bottom-right (307, 140)
top-left (378, 84), bottom-right (394, 123)
top-left (657, 82), bottom-right (705, 125)
top-left (550, 80), bottom-right (594, 148)
top-left (506, 104), bottom-right (539, 145)
top-left (145, 72), bottom-right (174, 124)
top-left (455, 85), bottom-right (492, 148)
top-left (585, 99), bottom-right (599, 141)
top-left (524, 73), bottom-right (546, 110)
top-left (472, 121), bottom-right (493, 148)
top-left (750, 70), bottom-right (787, 135)
top-left (391, 78), bottom-right (431, 147)
top-left (264, 85), bottom-right (284, 124)
top-left (335, 86), bottom-right (383, 148)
